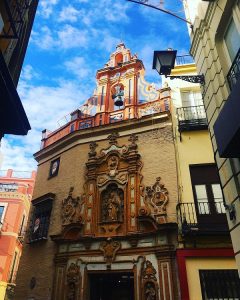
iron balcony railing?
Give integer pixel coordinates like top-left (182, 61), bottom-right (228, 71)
top-left (175, 55), bottom-right (194, 66)
top-left (177, 202), bottom-right (227, 235)
top-left (227, 48), bottom-right (240, 90)
top-left (177, 105), bottom-right (208, 132)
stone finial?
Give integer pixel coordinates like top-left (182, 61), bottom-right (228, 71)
top-left (107, 132), bottom-right (119, 145)
top-left (88, 141), bottom-right (98, 158)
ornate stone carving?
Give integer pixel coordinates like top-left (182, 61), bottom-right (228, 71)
top-left (142, 260), bottom-right (157, 281)
top-left (107, 132), bottom-right (119, 145)
top-left (88, 141), bottom-right (98, 158)
top-left (128, 134), bottom-right (138, 151)
top-left (139, 177), bottom-right (169, 224)
top-left (145, 282), bottom-right (157, 300)
top-left (100, 238), bottom-right (121, 268)
top-left (141, 260), bottom-right (159, 300)
top-left (62, 187), bottom-right (83, 226)
top-left (101, 184), bottom-right (124, 223)
top-left (97, 171), bottom-right (128, 187)
top-left (66, 262), bottom-right (80, 300)
top-left (107, 155), bottom-right (119, 176)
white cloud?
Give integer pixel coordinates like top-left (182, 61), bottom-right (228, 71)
top-left (64, 56), bottom-right (91, 79)
top-left (31, 26), bottom-right (56, 50)
top-left (99, 34), bottom-right (120, 52)
top-left (39, 0), bottom-right (59, 18)
top-left (58, 5), bottom-right (80, 23)
top-left (57, 25), bottom-right (88, 49)
top-left (31, 25), bottom-right (88, 50)
top-left (20, 65), bottom-right (40, 81)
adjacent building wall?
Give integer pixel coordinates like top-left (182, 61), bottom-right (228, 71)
top-left (183, 0), bottom-right (240, 273)
top-left (0, 169), bottom-right (36, 299)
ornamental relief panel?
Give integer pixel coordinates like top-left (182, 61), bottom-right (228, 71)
top-left (139, 177), bottom-right (169, 225)
top-left (62, 187), bottom-right (84, 227)
top-left (57, 131), bottom-right (171, 239)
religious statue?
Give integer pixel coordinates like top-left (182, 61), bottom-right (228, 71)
top-left (101, 184), bottom-right (123, 222)
top-left (106, 191), bottom-right (121, 221)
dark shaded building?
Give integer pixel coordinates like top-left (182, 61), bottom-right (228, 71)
top-left (0, 0), bottom-right (39, 139)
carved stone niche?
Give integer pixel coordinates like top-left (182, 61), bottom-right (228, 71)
top-left (140, 260), bottom-right (159, 300)
top-left (66, 262), bottom-right (80, 300)
top-left (62, 187), bottom-right (84, 227)
top-left (138, 177), bottom-right (169, 226)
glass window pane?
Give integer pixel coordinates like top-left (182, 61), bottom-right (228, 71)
top-left (0, 206), bottom-right (4, 219)
top-left (195, 185), bottom-right (209, 214)
top-left (224, 18), bottom-right (240, 62)
top-left (212, 184), bottom-right (225, 214)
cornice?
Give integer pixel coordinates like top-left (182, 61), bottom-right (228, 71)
top-left (34, 112), bottom-right (171, 163)
top-left (190, 2), bottom-right (216, 57)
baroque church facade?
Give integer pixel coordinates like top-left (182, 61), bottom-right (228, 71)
top-left (15, 43), bottom-right (180, 300)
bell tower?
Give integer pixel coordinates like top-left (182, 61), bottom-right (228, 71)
top-left (94, 43), bottom-right (144, 125)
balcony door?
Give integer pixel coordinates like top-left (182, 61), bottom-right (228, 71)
top-left (190, 164), bottom-right (227, 230)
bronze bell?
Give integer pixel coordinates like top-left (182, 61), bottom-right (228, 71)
top-left (114, 96), bottom-right (124, 107)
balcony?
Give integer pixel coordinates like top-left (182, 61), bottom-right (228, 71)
top-left (177, 105), bottom-right (208, 132)
top-left (227, 48), bottom-right (240, 90)
top-left (175, 55), bottom-right (194, 66)
top-left (177, 202), bottom-right (229, 236)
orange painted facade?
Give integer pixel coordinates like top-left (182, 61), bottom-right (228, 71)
top-left (0, 169), bottom-right (36, 299)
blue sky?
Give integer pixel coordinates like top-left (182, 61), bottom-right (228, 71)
top-left (1, 0), bottom-right (191, 171)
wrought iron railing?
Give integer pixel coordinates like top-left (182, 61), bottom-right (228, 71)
top-left (177, 105), bottom-right (208, 131)
top-left (175, 55), bottom-right (194, 66)
top-left (227, 48), bottom-right (240, 90)
top-left (177, 201), bottom-right (226, 234)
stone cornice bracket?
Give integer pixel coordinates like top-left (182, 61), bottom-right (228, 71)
top-left (108, 132), bottom-right (119, 145)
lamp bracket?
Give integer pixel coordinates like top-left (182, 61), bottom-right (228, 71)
top-left (167, 74), bottom-right (205, 85)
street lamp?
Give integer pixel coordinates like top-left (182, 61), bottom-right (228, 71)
top-left (152, 50), bottom-right (205, 85)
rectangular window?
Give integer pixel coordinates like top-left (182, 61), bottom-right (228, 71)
top-left (29, 200), bottom-right (53, 243)
top-left (0, 206), bottom-right (4, 221)
top-left (190, 164), bottom-right (225, 216)
top-left (129, 79), bottom-right (132, 104)
top-left (19, 214), bottom-right (26, 236)
top-left (200, 270), bottom-right (240, 300)
top-left (224, 18), bottom-right (240, 62)
top-left (100, 86), bottom-right (105, 108)
top-left (49, 158), bottom-right (60, 178)
top-left (181, 91), bottom-right (203, 107)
